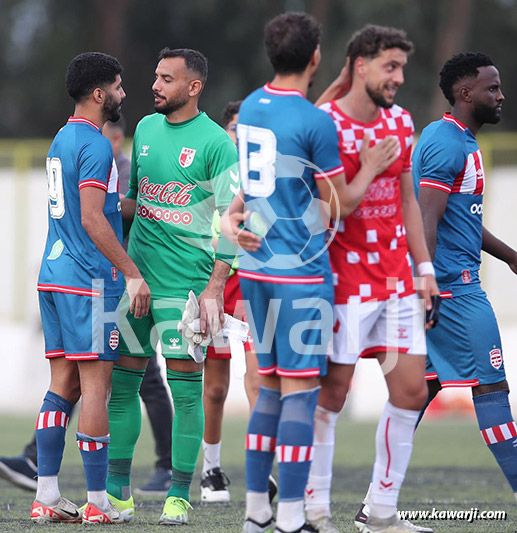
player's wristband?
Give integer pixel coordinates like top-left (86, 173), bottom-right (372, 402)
top-left (417, 261), bottom-right (435, 277)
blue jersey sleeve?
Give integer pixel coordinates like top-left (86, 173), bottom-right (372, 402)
top-left (77, 135), bottom-right (113, 192)
top-left (308, 110), bottom-right (344, 180)
top-left (414, 135), bottom-right (466, 194)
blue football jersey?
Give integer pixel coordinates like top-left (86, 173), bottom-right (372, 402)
top-left (236, 84), bottom-right (344, 281)
top-left (412, 113), bottom-right (485, 296)
top-left (38, 117), bottom-right (124, 297)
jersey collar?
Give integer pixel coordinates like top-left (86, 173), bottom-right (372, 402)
top-left (68, 116), bottom-right (101, 131)
top-left (263, 83), bottom-right (305, 98)
top-left (442, 112), bottom-right (467, 132)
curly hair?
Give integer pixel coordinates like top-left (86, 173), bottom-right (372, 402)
top-left (347, 25), bottom-right (413, 74)
top-left (439, 52), bottom-right (495, 105)
top-left (65, 52), bottom-right (123, 103)
top-left (265, 12), bottom-right (321, 74)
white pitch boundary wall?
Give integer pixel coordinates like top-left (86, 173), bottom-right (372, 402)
top-left (1, 167), bottom-right (517, 417)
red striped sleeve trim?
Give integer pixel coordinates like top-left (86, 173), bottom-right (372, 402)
top-left (481, 422), bottom-right (517, 445)
top-left (37, 284), bottom-right (101, 297)
top-left (440, 291), bottom-right (453, 299)
top-left (425, 372), bottom-right (438, 381)
top-left (79, 179), bottom-right (108, 191)
top-left (276, 445), bottom-right (314, 463)
top-left (238, 270), bottom-right (325, 285)
top-left (314, 165), bottom-right (345, 180)
top-left (35, 411), bottom-right (70, 430)
top-left (276, 367), bottom-right (321, 378)
top-left (246, 434), bottom-right (277, 452)
top-left (419, 180), bottom-right (452, 194)
top-left (45, 349), bottom-right (66, 358)
top-left (68, 116), bottom-right (101, 131)
top-left (66, 353), bottom-right (99, 361)
top-left (258, 365), bottom-right (277, 376)
top-left (263, 83), bottom-right (304, 97)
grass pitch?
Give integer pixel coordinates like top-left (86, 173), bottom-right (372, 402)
top-left (0, 414), bottom-right (514, 532)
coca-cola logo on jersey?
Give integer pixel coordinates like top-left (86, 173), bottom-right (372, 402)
top-left (363, 177), bottom-right (396, 202)
top-left (139, 177), bottom-right (195, 206)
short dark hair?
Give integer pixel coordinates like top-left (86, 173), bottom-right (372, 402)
top-left (158, 47), bottom-right (208, 84)
top-left (221, 100), bottom-right (242, 129)
top-left (347, 25), bottom-right (413, 74)
top-left (439, 52), bottom-right (495, 105)
top-left (65, 52), bottom-right (123, 103)
top-left (265, 12), bottom-right (321, 74)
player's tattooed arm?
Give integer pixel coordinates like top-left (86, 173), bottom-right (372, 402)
top-left (482, 227), bottom-right (517, 274)
top-left (198, 259), bottom-right (231, 338)
top-left (315, 58), bottom-right (351, 107)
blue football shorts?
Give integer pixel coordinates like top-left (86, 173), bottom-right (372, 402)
top-left (426, 289), bottom-right (505, 387)
top-left (39, 290), bottom-right (121, 362)
top-left (239, 275), bottom-right (334, 378)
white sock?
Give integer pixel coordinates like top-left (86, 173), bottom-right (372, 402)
top-left (246, 491), bottom-right (272, 523)
top-left (202, 439), bottom-right (221, 472)
top-left (305, 406), bottom-right (339, 521)
top-left (369, 401), bottom-right (419, 519)
top-left (36, 475), bottom-right (60, 505)
top-left (88, 490), bottom-right (109, 511)
top-left (277, 499), bottom-right (305, 532)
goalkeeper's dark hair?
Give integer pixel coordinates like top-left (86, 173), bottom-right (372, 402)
top-left (439, 52), bottom-right (495, 105)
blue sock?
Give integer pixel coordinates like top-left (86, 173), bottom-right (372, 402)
top-left (35, 391), bottom-right (74, 476)
top-left (474, 391), bottom-right (517, 492)
top-left (77, 433), bottom-right (110, 491)
top-left (245, 386), bottom-right (282, 492)
top-left (277, 387), bottom-right (319, 501)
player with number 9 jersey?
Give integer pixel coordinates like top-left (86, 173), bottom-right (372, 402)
top-left (38, 116), bottom-right (124, 299)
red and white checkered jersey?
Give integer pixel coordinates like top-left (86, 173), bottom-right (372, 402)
top-left (320, 101), bottom-right (415, 304)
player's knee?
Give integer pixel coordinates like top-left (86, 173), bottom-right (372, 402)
top-left (318, 382), bottom-right (349, 412)
top-left (203, 381), bottom-right (229, 405)
top-left (473, 379), bottom-right (509, 397)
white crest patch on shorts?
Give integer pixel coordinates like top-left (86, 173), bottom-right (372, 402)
top-left (179, 147), bottom-right (196, 168)
top-left (109, 329), bottom-right (120, 350)
top-left (490, 348), bottom-right (502, 369)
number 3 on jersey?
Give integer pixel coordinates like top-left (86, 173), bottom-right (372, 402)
top-left (46, 157), bottom-right (65, 219)
top-left (237, 124), bottom-right (277, 198)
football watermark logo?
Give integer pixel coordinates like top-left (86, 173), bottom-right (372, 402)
top-left (237, 152), bottom-right (341, 270)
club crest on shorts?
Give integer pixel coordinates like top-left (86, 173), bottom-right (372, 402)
top-left (109, 329), bottom-right (120, 350)
top-left (179, 147), bottom-right (196, 168)
top-left (490, 348), bottom-right (502, 369)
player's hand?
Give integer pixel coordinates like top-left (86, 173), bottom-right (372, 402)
top-left (334, 57), bottom-right (352, 97)
top-left (198, 285), bottom-right (224, 339)
top-left (126, 276), bottom-right (151, 319)
top-left (223, 210), bottom-right (262, 252)
top-left (417, 274), bottom-right (440, 330)
top-left (359, 134), bottom-right (400, 177)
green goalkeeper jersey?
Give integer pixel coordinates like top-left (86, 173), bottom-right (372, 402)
top-left (127, 112), bottom-right (239, 298)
